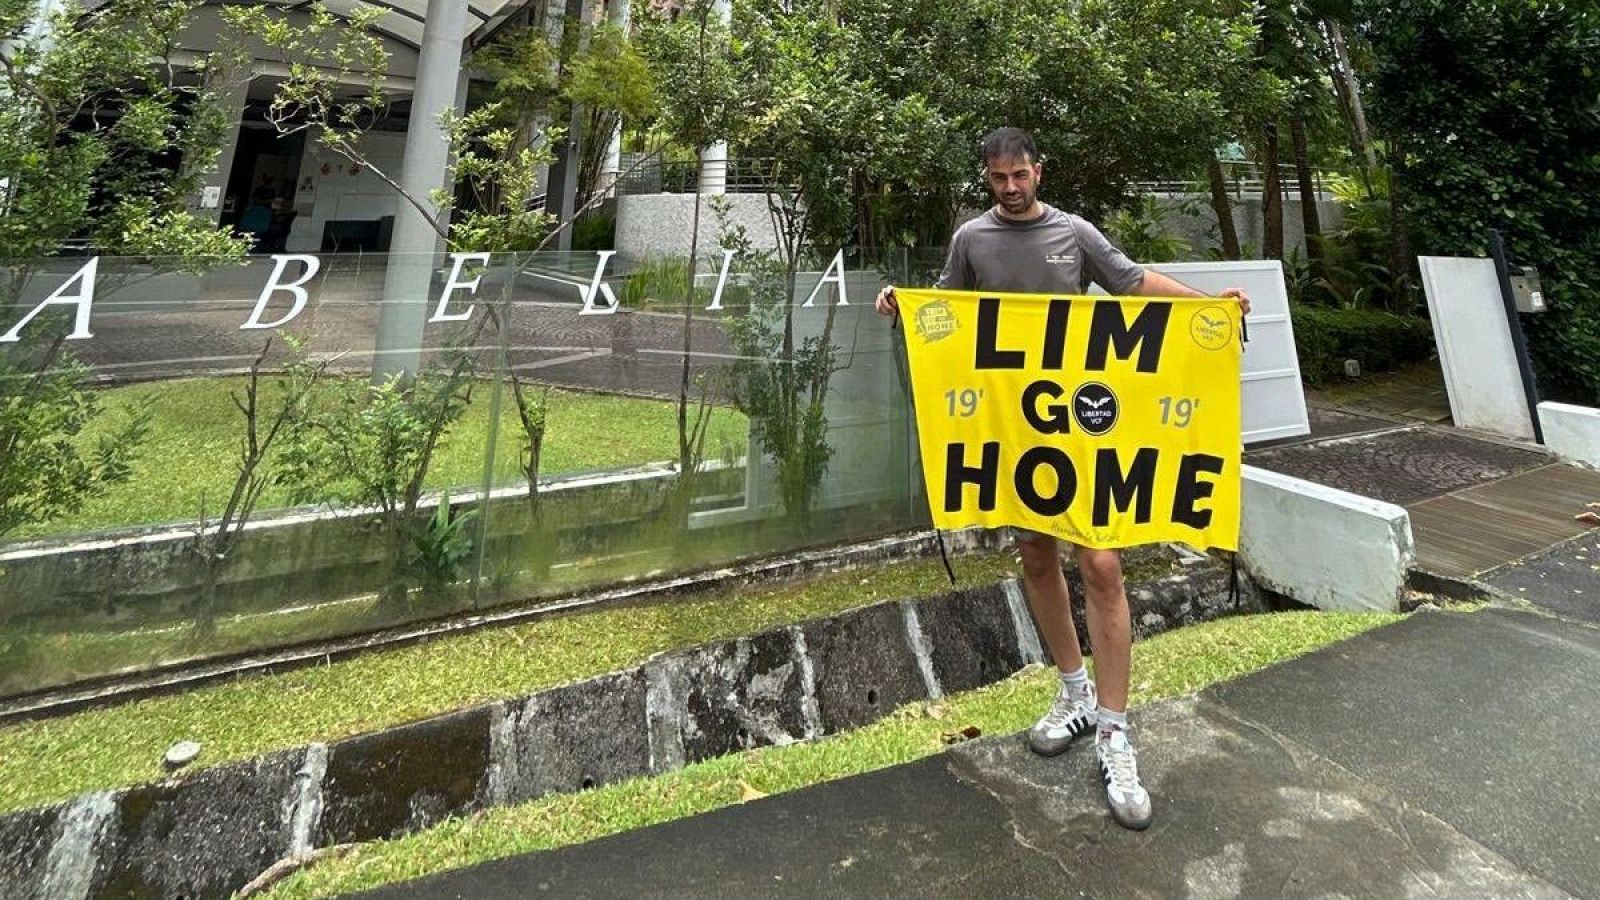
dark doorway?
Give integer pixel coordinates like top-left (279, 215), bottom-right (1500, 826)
top-left (222, 124), bottom-right (307, 253)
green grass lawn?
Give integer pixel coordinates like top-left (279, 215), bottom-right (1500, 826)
top-left (0, 552), bottom-right (1022, 815)
top-left (261, 608), bottom-right (1405, 899)
top-left (16, 377), bottom-right (748, 539)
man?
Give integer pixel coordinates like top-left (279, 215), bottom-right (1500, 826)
top-left (875, 127), bottom-right (1249, 831)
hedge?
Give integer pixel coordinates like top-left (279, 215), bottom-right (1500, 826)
top-left (1291, 305), bottom-right (1435, 386)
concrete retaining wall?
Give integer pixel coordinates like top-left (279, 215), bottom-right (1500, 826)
top-left (0, 463), bottom-right (742, 630)
top-left (0, 551), bottom-right (1261, 899)
top-left (1538, 402), bottom-right (1600, 469)
top-left (1153, 195), bottom-right (1345, 260)
top-left (1239, 465), bottom-right (1414, 612)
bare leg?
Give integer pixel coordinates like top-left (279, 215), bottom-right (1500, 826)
top-left (1077, 547), bottom-right (1131, 713)
top-left (1016, 533), bottom-right (1085, 673)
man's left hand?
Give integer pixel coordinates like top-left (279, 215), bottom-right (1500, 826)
top-left (1219, 287), bottom-right (1251, 316)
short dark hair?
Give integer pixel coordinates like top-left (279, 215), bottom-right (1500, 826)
top-left (982, 127), bottom-right (1039, 166)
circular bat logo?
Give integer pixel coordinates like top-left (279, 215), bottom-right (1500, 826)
top-left (1072, 382), bottom-right (1119, 435)
top-left (1189, 306), bottom-right (1233, 350)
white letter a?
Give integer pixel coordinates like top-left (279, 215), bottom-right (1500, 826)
top-left (1, 257), bottom-right (99, 343)
top-left (802, 249), bottom-right (850, 307)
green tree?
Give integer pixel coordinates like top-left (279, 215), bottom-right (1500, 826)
top-left (636, 0), bottom-right (743, 527)
top-left (190, 336), bottom-right (327, 640)
top-left (277, 353), bottom-right (477, 614)
top-left (1, 0), bottom-right (249, 545)
top-left (1357, 0), bottom-right (1600, 402)
top-left (564, 23), bottom-right (661, 208)
top-left (1011, 0), bottom-right (1258, 221)
top-left (0, 0), bottom-right (250, 263)
top-left (475, 18), bottom-right (660, 213)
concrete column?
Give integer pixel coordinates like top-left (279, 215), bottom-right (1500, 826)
top-left (372, 0), bottom-right (471, 383)
top-left (698, 143), bottom-right (728, 196)
top-left (196, 74), bottom-right (252, 222)
top-left (601, 0), bottom-right (631, 197)
top-left (696, 0), bottom-right (731, 197)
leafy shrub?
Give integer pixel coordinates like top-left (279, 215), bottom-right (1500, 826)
top-left (617, 255), bottom-right (715, 310)
top-left (1298, 172), bottom-right (1403, 313)
top-left (0, 343), bottom-right (149, 541)
top-left (1105, 196), bottom-right (1195, 264)
top-left (1292, 305), bottom-right (1435, 385)
top-left (410, 491), bottom-right (479, 593)
top-left (571, 211), bottom-right (616, 252)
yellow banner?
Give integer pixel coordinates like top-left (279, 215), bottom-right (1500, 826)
top-left (899, 289), bottom-right (1242, 552)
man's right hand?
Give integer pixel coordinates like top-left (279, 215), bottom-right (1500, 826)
top-left (875, 285), bottom-right (899, 318)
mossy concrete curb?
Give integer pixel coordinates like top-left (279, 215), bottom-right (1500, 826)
top-left (0, 556), bottom-right (1261, 900)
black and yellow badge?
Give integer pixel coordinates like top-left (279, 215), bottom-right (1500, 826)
top-left (915, 299), bottom-right (958, 343)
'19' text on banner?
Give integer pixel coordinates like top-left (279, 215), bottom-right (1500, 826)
top-left (897, 289), bottom-right (1243, 551)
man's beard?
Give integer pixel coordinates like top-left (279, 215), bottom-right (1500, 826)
top-left (999, 188), bottom-right (1035, 213)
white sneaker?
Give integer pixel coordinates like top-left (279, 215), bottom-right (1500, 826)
top-left (1095, 727), bottom-right (1153, 830)
top-left (1026, 679), bottom-right (1097, 756)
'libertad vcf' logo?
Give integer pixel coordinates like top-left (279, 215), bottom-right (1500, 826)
top-left (1072, 382), bottom-right (1119, 435)
top-left (1189, 305), bottom-right (1233, 351)
top-left (915, 299), bottom-right (958, 343)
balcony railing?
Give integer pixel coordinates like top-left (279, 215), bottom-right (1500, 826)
top-left (613, 154), bottom-right (784, 195)
top-left (1131, 161), bottom-right (1340, 199)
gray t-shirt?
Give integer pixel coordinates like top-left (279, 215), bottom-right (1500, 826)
top-left (936, 204), bottom-right (1146, 296)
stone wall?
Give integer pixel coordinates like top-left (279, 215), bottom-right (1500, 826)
top-left (615, 193), bottom-right (782, 259)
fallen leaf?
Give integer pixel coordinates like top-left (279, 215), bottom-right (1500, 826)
top-left (738, 780), bottom-right (768, 802)
top-left (940, 725), bottom-right (982, 745)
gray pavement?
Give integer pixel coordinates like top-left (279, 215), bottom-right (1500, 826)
top-left (362, 595), bottom-right (1600, 900)
top-left (1487, 533), bottom-right (1600, 625)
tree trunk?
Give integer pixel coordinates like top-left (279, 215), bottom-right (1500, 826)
top-left (1290, 114), bottom-right (1324, 271)
top-left (192, 559), bottom-right (221, 643)
top-left (1328, 21), bottom-right (1377, 173)
top-left (1261, 121), bottom-right (1284, 261)
top-left (1207, 153), bottom-right (1241, 260)
top-left (1320, 22), bottom-right (1372, 198)
top-left (1388, 137), bottom-right (1414, 312)
top-left (379, 521), bottom-right (411, 619)
top-left (680, 170), bottom-right (701, 477)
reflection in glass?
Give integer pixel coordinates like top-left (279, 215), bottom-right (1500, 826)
top-left (0, 250), bottom-right (934, 699)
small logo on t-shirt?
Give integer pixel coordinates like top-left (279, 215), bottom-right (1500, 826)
top-left (915, 299), bottom-right (959, 343)
top-left (1045, 254), bottom-right (1078, 266)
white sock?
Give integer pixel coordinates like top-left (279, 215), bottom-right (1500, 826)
top-left (1097, 706), bottom-right (1128, 738)
top-left (1059, 665), bottom-right (1092, 703)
